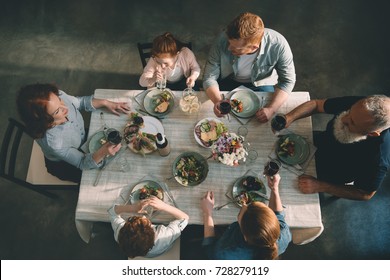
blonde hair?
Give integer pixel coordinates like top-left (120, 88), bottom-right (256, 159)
top-left (240, 202), bottom-right (280, 259)
top-left (226, 12), bottom-right (264, 45)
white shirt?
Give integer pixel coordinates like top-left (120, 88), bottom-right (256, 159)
top-left (108, 205), bottom-right (188, 258)
top-left (234, 51), bottom-right (258, 83)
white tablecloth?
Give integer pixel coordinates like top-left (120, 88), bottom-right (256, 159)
top-left (75, 89), bottom-right (323, 245)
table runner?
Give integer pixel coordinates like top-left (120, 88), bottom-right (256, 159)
top-left (75, 89), bottom-right (323, 245)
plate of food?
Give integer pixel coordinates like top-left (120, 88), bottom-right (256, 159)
top-left (124, 113), bottom-right (164, 155)
top-left (276, 134), bottom-right (310, 165)
top-left (143, 89), bottom-right (175, 117)
top-left (232, 175), bottom-right (267, 207)
top-left (194, 118), bottom-right (228, 148)
top-left (88, 131), bottom-right (106, 153)
top-left (129, 180), bottom-right (165, 204)
top-left (229, 89), bottom-right (261, 118)
top-left (172, 151), bottom-right (209, 187)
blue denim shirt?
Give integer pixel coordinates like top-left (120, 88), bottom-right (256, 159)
top-left (202, 211), bottom-right (291, 260)
top-left (36, 90), bottom-right (100, 170)
top-left (203, 29), bottom-right (296, 93)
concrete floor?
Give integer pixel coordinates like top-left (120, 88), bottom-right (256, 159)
top-left (0, 0), bottom-right (389, 259)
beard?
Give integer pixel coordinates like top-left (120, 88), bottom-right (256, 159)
top-left (333, 111), bottom-right (367, 144)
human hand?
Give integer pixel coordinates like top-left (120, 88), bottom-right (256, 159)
top-left (298, 174), bottom-right (321, 194)
top-left (104, 142), bottom-right (122, 156)
top-left (266, 173), bottom-right (281, 193)
top-left (201, 191), bottom-right (214, 216)
top-left (144, 196), bottom-right (166, 211)
top-left (213, 102), bottom-right (224, 117)
top-left (104, 100), bottom-right (130, 116)
top-left (256, 107), bottom-right (274, 123)
top-left (186, 77), bottom-right (195, 88)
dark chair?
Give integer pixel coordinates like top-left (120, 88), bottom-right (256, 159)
top-left (0, 118), bottom-right (79, 199)
top-left (137, 42), bottom-right (192, 68)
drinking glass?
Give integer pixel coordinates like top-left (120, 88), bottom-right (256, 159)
top-left (263, 159), bottom-right (281, 177)
top-left (246, 149), bottom-right (258, 164)
top-left (141, 205), bottom-right (154, 218)
top-left (105, 128), bottom-right (122, 145)
top-left (156, 69), bottom-right (167, 90)
top-left (237, 126), bottom-right (248, 137)
top-left (271, 114), bottom-right (287, 132)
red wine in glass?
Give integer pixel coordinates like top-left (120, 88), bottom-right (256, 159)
top-left (271, 114), bottom-right (287, 131)
top-left (263, 159), bottom-right (281, 177)
top-left (219, 100), bottom-right (231, 115)
top-left (107, 129), bottom-right (122, 145)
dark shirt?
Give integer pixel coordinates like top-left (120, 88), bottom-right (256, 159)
top-left (315, 96), bottom-right (390, 192)
top-left (202, 211), bottom-right (291, 260)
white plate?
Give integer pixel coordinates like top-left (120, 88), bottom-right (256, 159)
top-left (230, 89), bottom-right (261, 118)
top-left (130, 180), bottom-right (166, 204)
top-left (193, 118), bottom-right (226, 148)
top-left (140, 116), bottom-right (164, 135)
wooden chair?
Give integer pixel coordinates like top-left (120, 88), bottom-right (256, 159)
top-left (137, 42), bottom-right (192, 68)
top-left (0, 118), bottom-right (79, 199)
top-left (131, 237), bottom-right (181, 260)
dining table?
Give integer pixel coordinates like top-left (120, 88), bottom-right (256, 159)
top-left (75, 88), bottom-right (324, 246)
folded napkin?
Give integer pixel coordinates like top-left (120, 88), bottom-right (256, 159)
top-left (268, 132), bottom-right (316, 176)
top-left (226, 85), bottom-right (266, 125)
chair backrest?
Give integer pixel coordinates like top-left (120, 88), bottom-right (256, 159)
top-left (137, 42), bottom-right (192, 68)
top-left (0, 118), bottom-right (77, 198)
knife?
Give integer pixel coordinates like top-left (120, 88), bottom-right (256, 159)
top-left (164, 186), bottom-right (178, 208)
top-left (93, 147), bottom-right (127, 186)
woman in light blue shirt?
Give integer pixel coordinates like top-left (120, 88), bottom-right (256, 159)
top-left (16, 83), bottom-right (130, 182)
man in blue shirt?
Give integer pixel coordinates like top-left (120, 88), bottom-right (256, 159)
top-left (203, 12), bottom-right (296, 123)
top-left (284, 95), bottom-right (390, 200)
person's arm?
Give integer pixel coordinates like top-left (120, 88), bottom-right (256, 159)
top-left (183, 48), bottom-right (201, 87)
top-left (139, 59), bottom-right (159, 88)
top-left (201, 191), bottom-right (215, 238)
top-left (298, 174), bottom-right (376, 201)
top-left (266, 174), bottom-right (283, 212)
top-left (255, 87), bottom-right (289, 123)
top-left (146, 196), bottom-right (189, 220)
top-left (113, 202), bottom-right (145, 215)
top-left (284, 99), bottom-right (326, 127)
top-left (92, 98), bottom-right (130, 116)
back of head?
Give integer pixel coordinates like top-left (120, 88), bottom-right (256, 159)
top-left (226, 12), bottom-right (264, 45)
top-left (362, 94), bottom-right (390, 131)
top-left (152, 32), bottom-right (183, 57)
top-left (118, 216), bottom-right (155, 258)
top-left (16, 83), bottom-right (59, 138)
top-left (240, 202), bottom-right (280, 259)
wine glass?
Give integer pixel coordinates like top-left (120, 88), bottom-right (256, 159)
top-left (263, 159), bottom-right (281, 178)
top-left (271, 114), bottom-right (287, 134)
top-left (218, 94), bottom-right (231, 120)
top-left (105, 128), bottom-right (122, 145)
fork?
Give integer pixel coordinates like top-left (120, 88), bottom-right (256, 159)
top-left (214, 200), bottom-right (236, 210)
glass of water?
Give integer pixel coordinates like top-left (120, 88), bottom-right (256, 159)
top-left (156, 69), bottom-right (167, 90)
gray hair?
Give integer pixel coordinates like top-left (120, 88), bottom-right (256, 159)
top-left (363, 95), bottom-right (390, 130)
